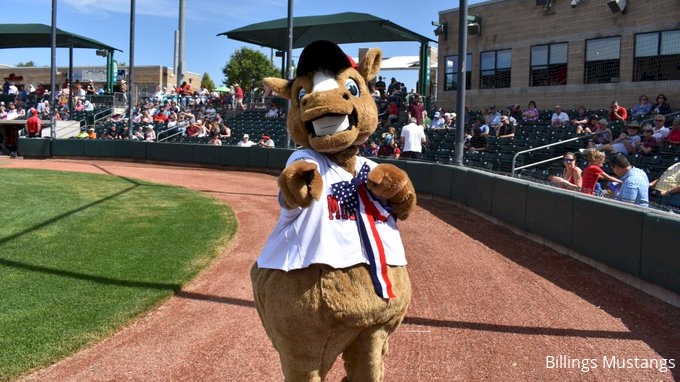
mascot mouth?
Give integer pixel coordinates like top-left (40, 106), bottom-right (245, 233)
top-left (308, 113), bottom-right (358, 137)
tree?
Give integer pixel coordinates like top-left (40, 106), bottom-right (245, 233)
top-left (222, 47), bottom-right (279, 93)
top-left (201, 73), bottom-right (216, 92)
top-left (16, 61), bottom-right (36, 67)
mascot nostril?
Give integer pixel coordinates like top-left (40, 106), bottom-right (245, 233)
top-left (252, 40), bottom-right (418, 381)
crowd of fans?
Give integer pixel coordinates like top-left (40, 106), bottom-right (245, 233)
top-left (4, 74), bottom-right (679, 211)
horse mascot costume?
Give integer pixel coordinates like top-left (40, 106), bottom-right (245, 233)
top-left (251, 40), bottom-right (417, 382)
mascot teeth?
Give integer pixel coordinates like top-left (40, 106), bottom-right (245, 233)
top-left (312, 115), bottom-right (349, 136)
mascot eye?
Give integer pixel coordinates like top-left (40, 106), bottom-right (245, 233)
top-left (345, 79), bottom-right (360, 97)
top-left (297, 88), bottom-right (306, 101)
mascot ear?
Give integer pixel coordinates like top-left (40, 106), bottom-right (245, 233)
top-left (263, 77), bottom-right (292, 100)
top-left (357, 48), bottom-right (382, 83)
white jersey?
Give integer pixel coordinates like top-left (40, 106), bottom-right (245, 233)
top-left (257, 149), bottom-right (407, 271)
top-left (400, 122), bottom-right (425, 153)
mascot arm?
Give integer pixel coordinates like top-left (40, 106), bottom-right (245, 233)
top-left (278, 160), bottom-right (323, 209)
top-left (367, 163), bottom-right (417, 220)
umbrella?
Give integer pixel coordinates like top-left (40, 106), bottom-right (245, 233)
top-left (218, 12), bottom-right (434, 51)
top-left (214, 86), bottom-right (230, 92)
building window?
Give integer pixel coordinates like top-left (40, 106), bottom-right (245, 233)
top-left (480, 49), bottom-right (511, 89)
top-left (633, 30), bottom-right (680, 81)
top-left (444, 53), bottom-right (472, 91)
top-left (584, 37), bottom-right (620, 84)
top-left (530, 43), bottom-right (567, 86)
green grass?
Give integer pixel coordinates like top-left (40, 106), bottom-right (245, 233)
top-left (0, 169), bottom-right (237, 381)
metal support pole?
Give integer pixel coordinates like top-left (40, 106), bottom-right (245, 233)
top-left (285, 0), bottom-right (294, 148)
top-left (50, 0), bottom-right (57, 139)
top-left (128, 0), bottom-right (136, 137)
top-left (453, 0), bottom-right (469, 166)
top-left (177, 0), bottom-right (186, 87)
top-left (68, 45), bottom-right (73, 118)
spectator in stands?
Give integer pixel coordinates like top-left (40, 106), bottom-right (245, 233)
top-left (238, 134), bottom-right (256, 147)
top-left (387, 77), bottom-right (399, 95)
top-left (583, 114), bottom-right (614, 144)
top-left (495, 115), bottom-right (515, 138)
top-left (74, 127), bottom-right (89, 139)
top-left (166, 112), bottom-right (178, 129)
top-left (0, 105), bottom-right (6, 120)
top-left (609, 153), bottom-right (649, 206)
top-left (584, 121), bottom-right (640, 155)
top-left (608, 100), bottom-right (628, 123)
top-left (551, 105), bottom-right (570, 128)
top-left (475, 115), bottom-right (491, 137)
top-left (378, 126), bottom-right (399, 159)
top-left (374, 76), bottom-right (386, 97)
top-left (522, 100), bottom-right (540, 123)
top-left (665, 116), bottom-right (680, 145)
top-left (265, 103), bottom-right (280, 118)
top-left (219, 123), bottom-right (232, 140)
top-left (144, 125), bottom-right (156, 142)
top-left (580, 149), bottom-right (621, 195)
top-left (87, 127), bottom-right (97, 139)
top-left (83, 99), bottom-right (94, 112)
top-left (430, 111), bottom-right (445, 129)
top-left (487, 105), bottom-right (502, 130)
top-left (132, 125), bottom-right (145, 140)
top-left (651, 93), bottom-right (671, 116)
top-left (636, 123), bottom-right (658, 155)
top-left (258, 134), bottom-right (275, 148)
top-left (465, 126), bottom-right (489, 153)
top-left (407, 94), bottom-right (425, 126)
top-left (102, 125), bottom-right (117, 140)
top-left (153, 109), bottom-right (168, 124)
top-left (445, 112), bottom-right (457, 129)
top-left (570, 105), bottom-right (589, 134)
top-left (630, 95), bottom-right (652, 121)
top-left (549, 152), bottom-right (583, 191)
top-left (400, 117), bottom-right (426, 159)
top-left (6, 103), bottom-right (19, 120)
top-left (234, 83), bottom-right (245, 111)
top-left (652, 114), bottom-right (670, 143)
top-left (209, 132), bottom-right (223, 146)
top-left (25, 108), bottom-right (42, 138)
top-left (649, 162), bottom-right (680, 209)
top-left (86, 80), bottom-right (96, 96)
top-left (74, 99), bottom-right (85, 112)
top-left (141, 110), bottom-right (153, 124)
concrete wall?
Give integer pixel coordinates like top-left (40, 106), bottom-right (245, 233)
top-left (18, 138), bottom-right (680, 296)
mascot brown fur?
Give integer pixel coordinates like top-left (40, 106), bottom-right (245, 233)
top-left (251, 40), bottom-right (417, 382)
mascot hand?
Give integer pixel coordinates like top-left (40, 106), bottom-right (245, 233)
top-left (278, 161), bottom-right (323, 209)
top-left (367, 163), bottom-right (417, 220)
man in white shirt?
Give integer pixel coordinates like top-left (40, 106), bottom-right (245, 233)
top-left (400, 117), bottom-right (426, 159)
top-left (652, 114), bottom-right (670, 143)
top-left (551, 105), bottom-right (570, 127)
top-left (237, 134), bottom-right (256, 147)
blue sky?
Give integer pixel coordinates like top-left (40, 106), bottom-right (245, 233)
top-left (0, 0), bottom-right (480, 91)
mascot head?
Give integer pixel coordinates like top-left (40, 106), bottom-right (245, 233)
top-left (263, 40), bottom-right (382, 154)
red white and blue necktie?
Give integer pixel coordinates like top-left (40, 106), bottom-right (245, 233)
top-left (331, 163), bottom-right (395, 299)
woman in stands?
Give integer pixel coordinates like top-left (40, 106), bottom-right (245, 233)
top-left (651, 93), bottom-right (671, 116)
top-left (522, 100), bottom-right (539, 123)
top-left (549, 152), bottom-right (583, 191)
top-left (580, 149), bottom-right (622, 195)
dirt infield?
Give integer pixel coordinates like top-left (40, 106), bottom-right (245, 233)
top-left (4, 158), bottom-right (679, 382)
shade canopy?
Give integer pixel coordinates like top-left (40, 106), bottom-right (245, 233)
top-left (0, 23), bottom-right (121, 52)
top-left (218, 12), bottom-right (435, 51)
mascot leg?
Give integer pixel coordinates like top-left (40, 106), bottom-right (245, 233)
top-left (340, 317), bottom-right (403, 382)
top-left (251, 263), bottom-right (361, 382)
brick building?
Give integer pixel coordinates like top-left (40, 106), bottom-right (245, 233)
top-left (435, 0), bottom-right (680, 113)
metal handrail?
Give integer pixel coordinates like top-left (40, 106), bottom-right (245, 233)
top-left (157, 125), bottom-right (183, 142)
top-left (511, 132), bottom-right (596, 175)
